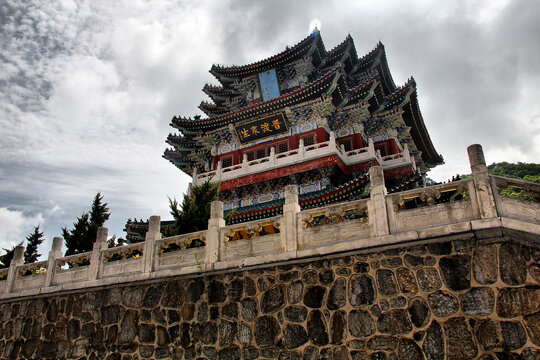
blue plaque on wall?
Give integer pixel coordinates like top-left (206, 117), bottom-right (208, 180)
top-left (258, 69), bottom-right (280, 102)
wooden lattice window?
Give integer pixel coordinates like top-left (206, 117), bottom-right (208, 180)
top-left (246, 150), bottom-right (255, 161)
top-left (256, 148), bottom-right (267, 159)
top-left (276, 141), bottom-right (289, 154)
top-left (301, 134), bottom-right (315, 146)
top-left (221, 156), bottom-right (233, 168)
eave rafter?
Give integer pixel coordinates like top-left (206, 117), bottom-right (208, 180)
top-left (175, 68), bottom-right (341, 132)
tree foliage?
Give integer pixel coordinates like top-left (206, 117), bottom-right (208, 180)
top-left (107, 235), bottom-right (127, 248)
top-left (488, 162), bottom-right (539, 201)
top-left (164, 180), bottom-right (221, 237)
top-left (24, 226), bottom-right (44, 264)
top-left (0, 242), bottom-right (23, 269)
top-left (487, 162), bottom-right (540, 180)
top-left (63, 193), bottom-right (111, 256)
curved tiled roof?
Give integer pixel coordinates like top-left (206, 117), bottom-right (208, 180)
top-left (210, 32), bottom-right (323, 79)
top-left (172, 68), bottom-right (341, 132)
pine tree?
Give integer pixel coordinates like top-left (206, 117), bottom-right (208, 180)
top-left (90, 193), bottom-right (110, 228)
top-left (63, 192), bottom-right (111, 256)
top-left (63, 213), bottom-right (91, 256)
top-left (0, 242), bottom-right (23, 268)
top-left (87, 193), bottom-right (110, 247)
top-left (167, 180), bottom-right (221, 236)
top-left (24, 226), bottom-right (44, 263)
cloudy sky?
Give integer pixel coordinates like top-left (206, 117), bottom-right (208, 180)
top-left (1, 0), bottom-right (539, 258)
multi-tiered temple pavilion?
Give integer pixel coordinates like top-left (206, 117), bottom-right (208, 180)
top-left (127, 30), bottom-right (443, 239)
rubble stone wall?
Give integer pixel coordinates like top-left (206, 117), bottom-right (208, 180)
top-left (1, 234), bottom-right (539, 360)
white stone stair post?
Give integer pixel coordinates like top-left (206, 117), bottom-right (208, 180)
top-left (206, 201), bottom-right (224, 266)
top-left (143, 216), bottom-right (161, 273)
top-left (88, 227), bottom-right (108, 281)
top-left (282, 185), bottom-right (301, 252)
top-left (467, 144), bottom-right (498, 219)
top-left (45, 237), bottom-right (63, 287)
top-left (369, 166), bottom-right (390, 237)
top-left (5, 245), bottom-right (24, 293)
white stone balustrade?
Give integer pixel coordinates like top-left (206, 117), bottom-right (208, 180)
top-left (1, 144), bottom-right (539, 300)
top-left (193, 135), bottom-right (413, 186)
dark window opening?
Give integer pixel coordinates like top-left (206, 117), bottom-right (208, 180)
top-left (375, 143), bottom-right (388, 157)
top-left (256, 148), bottom-right (266, 159)
top-left (277, 141), bottom-right (289, 154)
top-left (221, 156), bottom-right (233, 168)
top-left (337, 138), bottom-right (353, 152)
top-left (301, 134), bottom-right (315, 146)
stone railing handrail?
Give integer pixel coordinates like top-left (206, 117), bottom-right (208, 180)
top-left (102, 242), bottom-right (144, 259)
top-left (56, 252), bottom-right (92, 269)
top-left (299, 197), bottom-right (369, 217)
top-left (381, 152), bottom-right (403, 161)
top-left (346, 147), bottom-right (369, 156)
top-left (222, 214), bottom-right (282, 232)
top-left (156, 230), bottom-right (207, 251)
top-left (304, 141), bottom-right (330, 151)
top-left (490, 175), bottom-right (540, 195)
top-left (275, 148), bottom-right (299, 159)
top-left (158, 229), bottom-right (207, 242)
top-left (390, 179), bottom-right (471, 201)
top-left (17, 260), bottom-right (48, 276)
top-left (193, 135), bottom-right (413, 186)
top-left (2, 144), bottom-right (539, 299)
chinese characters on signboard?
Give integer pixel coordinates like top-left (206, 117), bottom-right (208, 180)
top-left (234, 113), bottom-right (288, 144)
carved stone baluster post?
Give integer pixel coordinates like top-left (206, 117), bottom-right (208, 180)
top-left (88, 227), bottom-right (108, 281)
top-left (403, 143), bottom-right (411, 162)
top-left (329, 131), bottom-right (336, 152)
top-left (215, 160), bottom-right (222, 181)
top-left (468, 144), bottom-right (498, 219)
top-left (368, 138), bottom-right (375, 157)
top-left (192, 167), bottom-right (198, 186)
top-left (298, 138), bottom-right (305, 158)
top-left (242, 153), bottom-right (248, 172)
top-left (369, 166), bottom-right (390, 237)
top-left (143, 216), bottom-right (161, 273)
top-left (44, 237), bottom-right (63, 287)
top-left (5, 245), bottom-right (24, 294)
top-left (282, 185), bottom-right (301, 252)
top-left (206, 201), bottom-right (224, 267)
top-left (269, 147), bottom-right (276, 166)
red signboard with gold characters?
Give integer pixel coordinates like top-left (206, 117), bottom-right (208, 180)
top-left (234, 113), bottom-right (288, 144)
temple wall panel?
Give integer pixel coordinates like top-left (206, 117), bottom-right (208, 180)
top-left (390, 201), bottom-right (475, 233)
